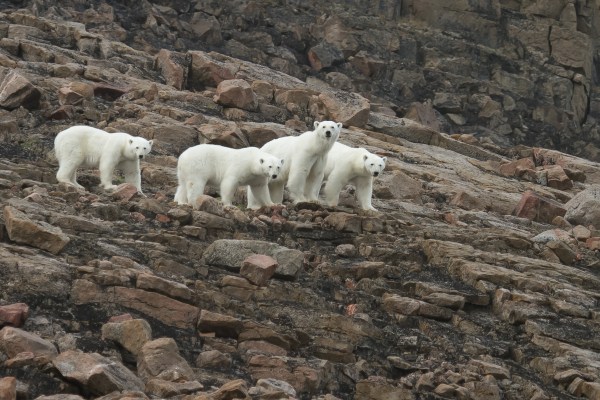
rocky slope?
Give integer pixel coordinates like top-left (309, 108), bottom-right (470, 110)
top-left (0, 1), bottom-right (600, 400)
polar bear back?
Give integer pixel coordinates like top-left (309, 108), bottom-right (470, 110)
top-left (178, 144), bottom-right (267, 186)
top-left (323, 142), bottom-right (371, 179)
top-left (55, 126), bottom-right (117, 166)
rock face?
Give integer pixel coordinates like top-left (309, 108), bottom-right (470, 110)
top-left (1, 1), bottom-right (600, 400)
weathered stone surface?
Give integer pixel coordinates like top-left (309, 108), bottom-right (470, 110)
top-left (137, 338), bottom-right (195, 382)
top-left (513, 190), bottom-right (567, 224)
top-left (3, 206), bottom-right (70, 254)
top-left (0, 326), bottom-right (57, 360)
top-left (0, 377), bottom-right (16, 400)
top-left (240, 254), bottom-right (278, 286)
top-left (0, 70), bottom-right (40, 110)
top-left (564, 185), bottom-right (600, 227)
top-left (101, 318), bottom-right (152, 356)
top-left (213, 79), bottom-right (258, 111)
top-left (202, 239), bottom-right (304, 280)
top-left (53, 350), bottom-right (144, 395)
top-left (0, 303), bottom-right (29, 327)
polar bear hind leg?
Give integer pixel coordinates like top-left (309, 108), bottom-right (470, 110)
top-left (219, 177), bottom-right (240, 206)
top-left (185, 178), bottom-right (207, 206)
top-left (56, 157), bottom-right (85, 189)
top-left (248, 184), bottom-right (274, 209)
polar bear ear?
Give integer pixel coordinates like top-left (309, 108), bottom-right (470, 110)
top-left (337, 122), bottom-right (343, 130)
top-left (129, 139), bottom-right (133, 144)
top-left (280, 159), bottom-right (284, 165)
top-left (363, 155), bottom-right (368, 161)
top-left (260, 158), bottom-right (264, 164)
top-left (382, 157), bottom-right (387, 162)
top-left (148, 140), bottom-right (154, 146)
top-left (314, 121), bottom-right (320, 129)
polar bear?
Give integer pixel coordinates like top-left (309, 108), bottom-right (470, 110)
top-left (174, 144), bottom-right (284, 208)
top-left (320, 142), bottom-right (387, 211)
top-left (54, 125), bottom-right (153, 193)
top-left (247, 120), bottom-right (342, 208)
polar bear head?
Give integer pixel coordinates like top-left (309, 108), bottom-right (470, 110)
top-left (259, 154), bottom-right (284, 180)
top-left (313, 120), bottom-right (342, 142)
top-left (127, 136), bottom-right (154, 160)
top-left (363, 152), bottom-right (387, 177)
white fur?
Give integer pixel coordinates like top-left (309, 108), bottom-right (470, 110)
top-left (320, 142), bottom-right (387, 211)
top-left (54, 125), bottom-right (153, 193)
top-left (174, 144), bottom-right (284, 208)
top-left (247, 120), bottom-right (341, 208)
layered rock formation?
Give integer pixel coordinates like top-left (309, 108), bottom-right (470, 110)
top-left (0, 1), bottom-right (600, 400)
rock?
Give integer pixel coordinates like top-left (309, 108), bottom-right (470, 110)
top-left (3, 206), bottom-right (70, 255)
top-left (202, 239), bottom-right (304, 280)
top-left (355, 379), bottom-right (415, 399)
top-left (155, 49), bottom-right (189, 90)
top-left (53, 350), bottom-right (144, 395)
top-left (0, 70), bottom-right (41, 110)
top-left (324, 212), bottom-right (362, 234)
top-left (318, 91), bottom-right (370, 128)
top-left (136, 273), bottom-right (193, 301)
top-left (565, 185), bottom-right (600, 227)
top-left (145, 379), bottom-right (203, 397)
top-left (195, 349), bottom-right (232, 370)
top-left (0, 377), bottom-right (16, 400)
top-left (0, 326), bottom-right (58, 361)
top-left (197, 309), bottom-right (242, 338)
top-left (111, 183), bottom-right (140, 201)
top-left (382, 293), bottom-right (453, 321)
top-left (512, 190), bottom-right (567, 224)
top-left (213, 79), bottom-right (258, 111)
top-left (251, 378), bottom-right (297, 398)
top-left (0, 303), bottom-right (29, 327)
top-left (308, 41), bottom-right (345, 71)
top-left (137, 338), bottom-right (195, 382)
top-left (101, 318), bottom-right (152, 356)
top-left (240, 254), bottom-right (278, 286)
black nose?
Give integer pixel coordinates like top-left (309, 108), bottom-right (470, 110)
top-left (374, 172), bottom-right (379, 176)
top-left (325, 131), bottom-right (331, 138)
top-left (272, 174), bottom-right (278, 179)
top-left (138, 155), bottom-right (143, 159)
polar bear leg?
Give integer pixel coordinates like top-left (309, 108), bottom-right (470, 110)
top-left (174, 184), bottom-right (187, 204)
top-left (186, 179), bottom-right (206, 206)
top-left (323, 171), bottom-right (347, 207)
top-left (99, 155), bottom-right (119, 191)
top-left (219, 178), bottom-right (238, 207)
top-left (354, 177), bottom-right (376, 210)
top-left (248, 184), bottom-right (274, 209)
top-left (246, 186), bottom-right (261, 209)
top-left (286, 162), bottom-right (309, 202)
top-left (56, 158), bottom-right (84, 189)
top-left (120, 160), bottom-right (142, 192)
top-left (304, 160), bottom-right (325, 201)
top-left (268, 180), bottom-right (285, 204)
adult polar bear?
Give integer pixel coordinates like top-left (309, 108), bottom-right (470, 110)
top-left (174, 144), bottom-right (284, 209)
top-left (54, 125), bottom-right (153, 193)
top-left (320, 142), bottom-right (387, 211)
top-left (247, 120), bottom-right (342, 208)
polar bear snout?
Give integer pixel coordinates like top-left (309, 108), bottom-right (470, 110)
top-left (138, 154), bottom-right (144, 159)
top-left (272, 174), bottom-right (278, 179)
top-left (325, 130), bottom-right (332, 138)
top-left (373, 171), bottom-right (379, 177)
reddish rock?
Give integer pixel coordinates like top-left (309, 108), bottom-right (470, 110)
top-left (213, 79), bottom-right (258, 111)
top-left (188, 51), bottom-right (236, 89)
top-left (145, 379), bottom-right (204, 398)
top-left (545, 165), bottom-right (573, 190)
top-left (0, 303), bottom-right (29, 327)
top-left (240, 254), bottom-right (278, 286)
top-left (586, 237), bottom-right (600, 250)
top-left (197, 309), bottom-right (242, 338)
top-left (512, 190), bottom-right (567, 224)
top-left (3, 206), bottom-right (70, 255)
top-left (318, 91), bottom-right (369, 128)
top-left (0, 70), bottom-right (41, 110)
top-left (324, 212), bottom-right (362, 233)
top-left (155, 49), bottom-right (188, 90)
top-left (111, 183), bottom-right (140, 201)
top-left (58, 82), bottom-right (94, 105)
top-left (498, 157), bottom-right (535, 177)
top-left (137, 338), bottom-right (195, 382)
top-left (0, 376), bottom-right (16, 400)
top-left (0, 326), bottom-right (57, 360)
top-left (53, 350), bottom-right (144, 395)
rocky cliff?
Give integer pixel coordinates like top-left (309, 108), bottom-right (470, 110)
top-left (1, 1), bottom-right (600, 400)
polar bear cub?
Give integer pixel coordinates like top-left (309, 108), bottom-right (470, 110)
top-left (54, 125), bottom-right (153, 193)
top-left (320, 142), bottom-right (387, 211)
top-left (247, 120), bottom-right (342, 208)
top-left (174, 144), bottom-right (284, 208)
